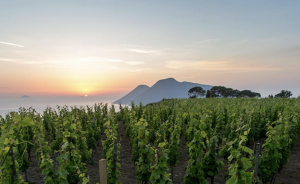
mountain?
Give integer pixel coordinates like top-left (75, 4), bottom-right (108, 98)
top-left (113, 85), bottom-right (150, 105)
top-left (114, 78), bottom-right (213, 105)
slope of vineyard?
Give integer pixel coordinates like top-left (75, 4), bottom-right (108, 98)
top-left (0, 98), bottom-right (299, 184)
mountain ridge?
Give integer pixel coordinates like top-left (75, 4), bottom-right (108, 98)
top-left (114, 78), bottom-right (213, 105)
top-left (113, 85), bottom-right (150, 105)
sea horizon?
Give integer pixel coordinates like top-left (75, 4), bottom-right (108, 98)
top-left (0, 95), bottom-right (123, 117)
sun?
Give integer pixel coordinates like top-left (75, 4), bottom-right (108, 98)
top-left (85, 95), bottom-right (88, 97)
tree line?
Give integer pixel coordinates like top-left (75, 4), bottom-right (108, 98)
top-left (188, 86), bottom-right (293, 98)
top-left (268, 90), bottom-right (293, 98)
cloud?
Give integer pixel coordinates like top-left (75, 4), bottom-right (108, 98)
top-left (165, 60), bottom-right (298, 71)
top-left (128, 49), bottom-right (162, 54)
top-left (21, 61), bottom-right (41, 65)
top-left (129, 68), bottom-right (152, 72)
top-left (0, 58), bottom-right (46, 65)
top-left (0, 41), bottom-right (24, 47)
top-left (191, 39), bottom-right (220, 48)
top-left (0, 58), bottom-right (17, 62)
top-left (166, 61), bottom-right (226, 70)
top-left (199, 39), bottom-right (220, 44)
top-left (125, 61), bottom-right (145, 65)
top-left (79, 57), bottom-right (123, 63)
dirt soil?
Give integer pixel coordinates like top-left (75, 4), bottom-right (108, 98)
top-left (118, 121), bottom-right (137, 184)
top-left (25, 126), bottom-right (300, 184)
top-left (275, 132), bottom-right (300, 184)
top-left (26, 149), bottom-right (45, 183)
top-left (172, 135), bottom-right (188, 184)
top-left (86, 133), bottom-right (106, 184)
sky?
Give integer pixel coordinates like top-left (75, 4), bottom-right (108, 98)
top-left (1, 0), bottom-right (300, 98)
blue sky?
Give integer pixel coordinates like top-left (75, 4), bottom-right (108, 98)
top-left (0, 1), bottom-right (299, 97)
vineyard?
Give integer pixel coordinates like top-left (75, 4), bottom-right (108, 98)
top-left (0, 98), bottom-right (300, 184)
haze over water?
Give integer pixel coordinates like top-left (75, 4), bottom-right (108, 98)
top-left (0, 95), bottom-right (121, 117)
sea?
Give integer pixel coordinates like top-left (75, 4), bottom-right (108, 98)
top-left (0, 95), bottom-right (123, 118)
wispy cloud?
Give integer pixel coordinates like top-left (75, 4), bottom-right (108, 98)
top-left (128, 48), bottom-right (162, 54)
top-left (0, 41), bottom-right (24, 47)
top-left (165, 60), bottom-right (298, 71)
top-left (79, 57), bottom-right (123, 63)
top-left (199, 39), bottom-right (220, 44)
top-left (0, 58), bottom-right (17, 62)
top-left (166, 61), bottom-right (226, 70)
top-left (181, 75), bottom-right (201, 79)
top-left (125, 61), bottom-right (145, 65)
top-left (129, 68), bottom-right (152, 72)
top-left (0, 58), bottom-right (45, 65)
top-left (191, 39), bottom-right (220, 48)
top-left (22, 61), bottom-right (41, 65)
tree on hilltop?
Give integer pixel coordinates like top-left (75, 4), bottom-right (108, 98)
top-left (188, 86), bottom-right (206, 98)
top-left (210, 86), bottom-right (261, 98)
top-left (206, 90), bottom-right (211, 98)
top-left (275, 90), bottom-right (292, 98)
top-left (210, 86), bottom-right (228, 98)
top-left (238, 90), bottom-right (261, 98)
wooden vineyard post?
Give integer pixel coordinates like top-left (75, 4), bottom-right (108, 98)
top-left (37, 132), bottom-right (44, 166)
top-left (112, 142), bottom-right (118, 172)
top-left (270, 173), bottom-right (277, 184)
top-left (10, 148), bottom-right (17, 182)
top-left (211, 137), bottom-right (216, 184)
top-left (37, 132), bottom-right (43, 156)
top-left (160, 119), bottom-right (162, 130)
top-left (253, 143), bottom-right (260, 183)
top-left (289, 125), bottom-right (295, 138)
top-left (99, 159), bottom-right (107, 184)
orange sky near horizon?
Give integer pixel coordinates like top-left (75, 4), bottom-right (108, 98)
top-left (1, 56), bottom-right (299, 97)
top-left (0, 64), bottom-right (134, 96)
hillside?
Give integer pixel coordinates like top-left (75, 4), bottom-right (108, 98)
top-left (113, 85), bottom-right (150, 105)
top-left (114, 78), bottom-right (213, 105)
